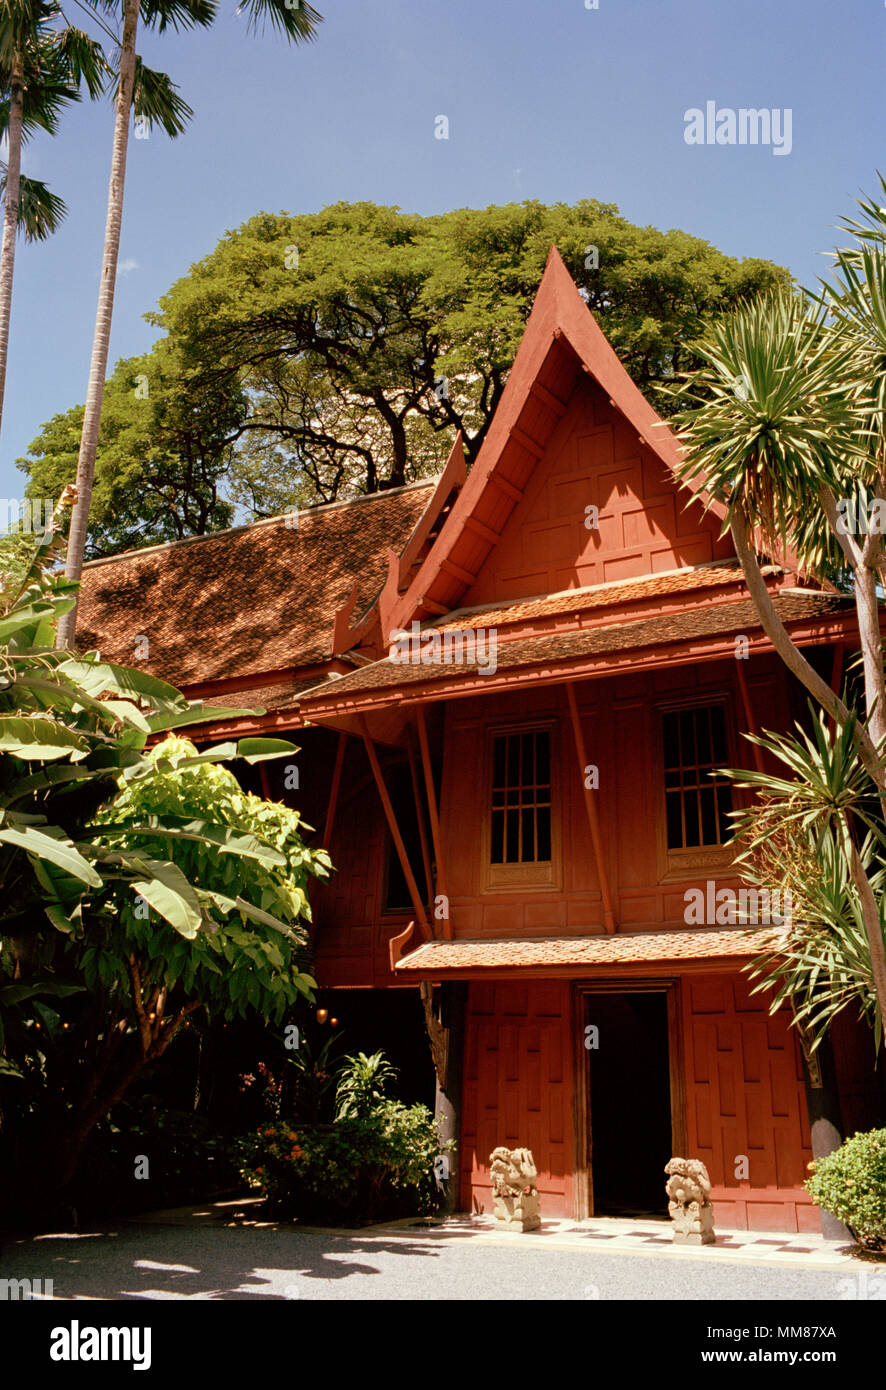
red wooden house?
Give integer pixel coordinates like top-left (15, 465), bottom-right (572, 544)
top-left (79, 249), bottom-right (884, 1232)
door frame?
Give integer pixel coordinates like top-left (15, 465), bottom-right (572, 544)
top-left (571, 977), bottom-right (687, 1219)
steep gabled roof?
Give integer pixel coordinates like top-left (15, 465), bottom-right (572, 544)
top-left (373, 246), bottom-right (734, 641)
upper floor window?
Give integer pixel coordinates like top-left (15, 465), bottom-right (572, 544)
top-left (487, 725), bottom-right (559, 889)
top-left (662, 703), bottom-right (733, 851)
top-left (491, 728), bottom-right (552, 864)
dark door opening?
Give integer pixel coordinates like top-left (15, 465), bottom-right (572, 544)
top-left (586, 991), bottom-right (673, 1218)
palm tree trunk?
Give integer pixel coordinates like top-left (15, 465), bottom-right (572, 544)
top-left (854, 563), bottom-right (886, 749)
top-left (56, 0), bottom-right (140, 649)
top-left (0, 49), bottom-right (25, 440)
top-left (847, 838), bottom-right (886, 1036)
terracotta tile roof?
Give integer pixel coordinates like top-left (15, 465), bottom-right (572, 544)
top-left (299, 591), bottom-right (855, 706)
top-left (192, 677), bottom-right (324, 711)
top-left (394, 928), bottom-right (780, 973)
top-left (435, 562), bottom-right (774, 630)
top-left (76, 482), bottom-right (435, 686)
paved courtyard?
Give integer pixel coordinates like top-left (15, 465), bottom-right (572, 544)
top-left (2, 1199), bottom-right (883, 1301)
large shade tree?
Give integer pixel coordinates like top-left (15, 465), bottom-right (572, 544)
top-left (56, 0), bottom-right (323, 646)
top-left (24, 198), bottom-right (788, 554)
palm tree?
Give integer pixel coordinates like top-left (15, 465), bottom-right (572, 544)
top-left (56, 0), bottom-right (322, 648)
top-left (0, 3), bottom-right (106, 437)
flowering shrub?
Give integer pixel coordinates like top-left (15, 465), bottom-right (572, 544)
top-left (238, 1101), bottom-right (452, 1224)
top-left (805, 1128), bottom-right (886, 1250)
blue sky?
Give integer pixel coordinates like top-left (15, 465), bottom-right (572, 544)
top-left (2, 0), bottom-right (884, 497)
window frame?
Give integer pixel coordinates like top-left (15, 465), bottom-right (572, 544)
top-left (483, 720), bottom-right (561, 892)
top-left (655, 694), bottom-right (737, 882)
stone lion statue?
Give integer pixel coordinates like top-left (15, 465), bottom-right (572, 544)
top-left (489, 1146), bottom-right (540, 1231)
top-left (490, 1146), bottom-right (538, 1196)
top-left (664, 1157), bottom-right (715, 1245)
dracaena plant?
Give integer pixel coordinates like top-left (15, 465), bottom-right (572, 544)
top-left (722, 709), bottom-right (886, 1052)
top-left (672, 182), bottom-right (886, 1045)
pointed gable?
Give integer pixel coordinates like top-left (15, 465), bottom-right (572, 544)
top-left (385, 247), bottom-right (734, 633)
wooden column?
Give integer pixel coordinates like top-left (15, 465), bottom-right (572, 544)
top-left (358, 715), bottom-right (432, 940)
top-left (432, 981), bottom-right (467, 1214)
top-left (735, 658), bottom-right (766, 774)
top-left (415, 705), bottom-right (452, 939)
top-left (565, 682), bottom-right (616, 934)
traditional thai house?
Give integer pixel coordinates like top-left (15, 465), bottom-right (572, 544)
top-left (78, 249), bottom-right (884, 1233)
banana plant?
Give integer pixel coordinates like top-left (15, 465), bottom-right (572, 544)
top-left (0, 513), bottom-right (300, 938)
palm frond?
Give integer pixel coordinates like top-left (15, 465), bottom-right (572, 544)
top-left (235, 0), bottom-right (322, 41)
top-left (131, 57), bottom-right (192, 137)
top-left (671, 288), bottom-right (869, 573)
top-left (0, 163), bottom-right (66, 239)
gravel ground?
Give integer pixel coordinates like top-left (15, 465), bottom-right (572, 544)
top-left (0, 1220), bottom-right (868, 1301)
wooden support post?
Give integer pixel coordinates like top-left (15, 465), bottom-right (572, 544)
top-left (322, 730), bottom-right (347, 849)
top-left (565, 683), bottom-right (616, 934)
top-left (415, 705), bottom-right (452, 939)
top-left (431, 981), bottom-right (467, 1214)
top-left (359, 715), bottom-right (432, 940)
top-left (735, 658), bottom-right (766, 774)
top-left (407, 727), bottom-right (434, 934)
top-left (259, 764), bottom-right (272, 800)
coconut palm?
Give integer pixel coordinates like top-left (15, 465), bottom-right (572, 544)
top-left (56, 0), bottom-right (323, 648)
top-left (0, 3), bottom-right (106, 437)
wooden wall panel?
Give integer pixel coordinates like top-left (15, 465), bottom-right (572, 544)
top-left (460, 981), bottom-right (575, 1217)
top-left (436, 654), bottom-right (790, 942)
top-left (683, 972), bottom-right (814, 1232)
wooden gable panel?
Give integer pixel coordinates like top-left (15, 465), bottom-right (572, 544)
top-left (461, 377), bottom-right (733, 607)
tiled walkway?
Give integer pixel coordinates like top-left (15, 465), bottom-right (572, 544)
top-left (387, 1213), bottom-right (861, 1270)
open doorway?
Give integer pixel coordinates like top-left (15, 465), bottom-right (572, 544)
top-left (585, 990), bottom-right (673, 1218)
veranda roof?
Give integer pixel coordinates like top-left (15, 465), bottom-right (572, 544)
top-left (393, 927), bottom-right (781, 978)
top-left (297, 588), bottom-right (855, 714)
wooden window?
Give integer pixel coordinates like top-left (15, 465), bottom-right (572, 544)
top-left (662, 704), bottom-right (733, 852)
top-left (486, 724), bottom-right (559, 890)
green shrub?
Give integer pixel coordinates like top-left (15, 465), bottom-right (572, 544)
top-left (805, 1128), bottom-right (886, 1250)
top-left (237, 1101), bottom-right (453, 1225)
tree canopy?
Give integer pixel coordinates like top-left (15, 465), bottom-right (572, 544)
top-left (20, 197), bottom-right (789, 557)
